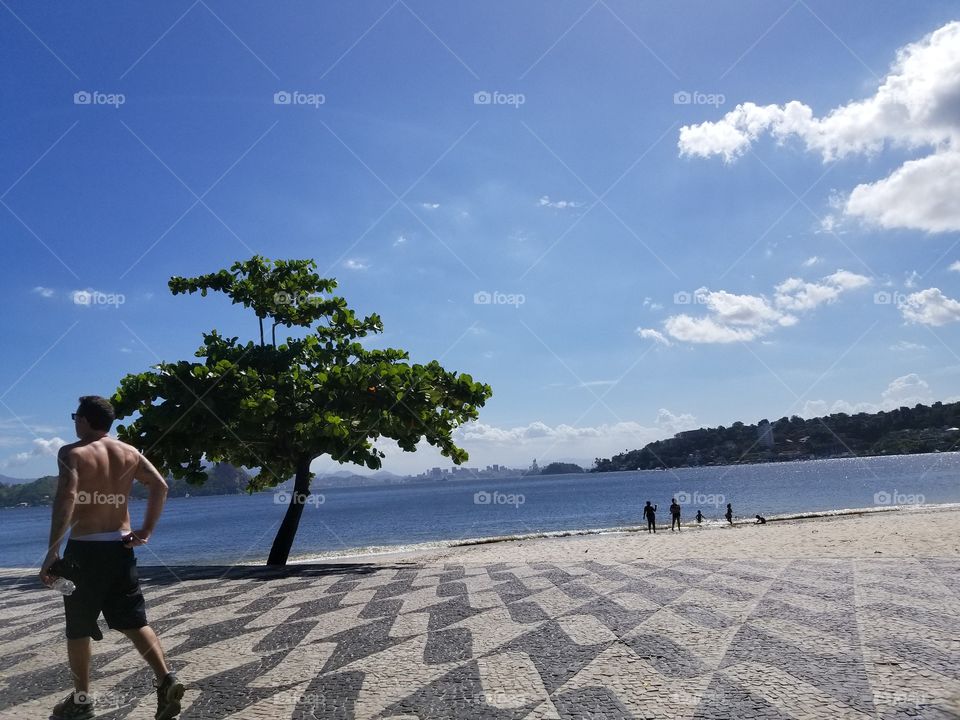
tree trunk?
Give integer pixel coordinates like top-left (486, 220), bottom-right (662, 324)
top-left (266, 457), bottom-right (313, 566)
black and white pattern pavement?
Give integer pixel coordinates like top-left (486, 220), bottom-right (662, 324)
top-left (1, 557), bottom-right (958, 719)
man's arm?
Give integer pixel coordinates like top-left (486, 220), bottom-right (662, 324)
top-left (125, 452), bottom-right (169, 546)
top-left (39, 446), bottom-right (79, 585)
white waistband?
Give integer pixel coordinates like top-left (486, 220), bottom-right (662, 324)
top-left (70, 530), bottom-right (125, 542)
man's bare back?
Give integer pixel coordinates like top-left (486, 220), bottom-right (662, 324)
top-left (63, 436), bottom-right (164, 536)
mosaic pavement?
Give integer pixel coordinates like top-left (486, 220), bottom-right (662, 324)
top-left (1, 557), bottom-right (959, 719)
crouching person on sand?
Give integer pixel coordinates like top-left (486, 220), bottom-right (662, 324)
top-left (39, 396), bottom-right (185, 720)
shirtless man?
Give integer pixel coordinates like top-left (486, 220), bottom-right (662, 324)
top-left (39, 396), bottom-right (185, 720)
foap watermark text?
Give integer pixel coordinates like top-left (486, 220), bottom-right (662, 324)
top-left (673, 90), bottom-right (725, 107)
top-left (474, 290), bottom-right (525, 307)
top-left (74, 90), bottom-right (125, 108)
top-left (274, 490), bottom-right (326, 508)
top-left (675, 490), bottom-right (725, 508)
top-left (874, 489), bottom-right (925, 505)
top-left (473, 90), bottom-right (525, 108)
top-left (274, 90), bottom-right (326, 108)
top-left (474, 490), bottom-right (524, 507)
top-left (73, 290), bottom-right (125, 308)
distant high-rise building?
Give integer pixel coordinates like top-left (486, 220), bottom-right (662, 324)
top-left (757, 420), bottom-right (774, 449)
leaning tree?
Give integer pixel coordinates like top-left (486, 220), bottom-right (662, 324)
top-left (111, 256), bottom-right (492, 565)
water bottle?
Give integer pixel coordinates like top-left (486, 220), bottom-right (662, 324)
top-left (51, 577), bottom-right (75, 595)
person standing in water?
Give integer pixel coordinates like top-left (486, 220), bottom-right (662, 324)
top-left (696, 510), bottom-right (704, 524)
top-left (725, 503), bottom-right (734, 525)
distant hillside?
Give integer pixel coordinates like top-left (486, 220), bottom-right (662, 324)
top-left (0, 474), bottom-right (31, 485)
top-left (1, 463), bottom-right (252, 508)
top-left (0, 476), bottom-right (58, 507)
top-left (594, 401), bottom-right (960, 471)
top-left (540, 462), bottom-right (584, 475)
top-left (135, 463), bottom-right (253, 499)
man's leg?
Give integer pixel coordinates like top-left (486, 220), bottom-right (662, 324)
top-left (67, 637), bottom-right (92, 692)
top-left (121, 626), bottom-right (170, 680)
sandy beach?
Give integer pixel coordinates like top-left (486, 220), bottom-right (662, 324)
top-left (300, 504), bottom-right (960, 567)
top-left (2, 506), bottom-right (958, 719)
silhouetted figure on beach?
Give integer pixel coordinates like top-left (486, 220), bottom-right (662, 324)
top-left (725, 503), bottom-right (733, 525)
top-left (670, 498), bottom-right (681, 531)
top-left (643, 501), bottom-right (657, 533)
top-left (696, 510), bottom-right (704, 524)
top-left (755, 515), bottom-right (767, 524)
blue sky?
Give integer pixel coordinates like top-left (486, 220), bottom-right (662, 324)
top-left (2, 0), bottom-right (959, 478)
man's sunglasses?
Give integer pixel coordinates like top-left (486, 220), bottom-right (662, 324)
top-left (71, 413), bottom-right (79, 420)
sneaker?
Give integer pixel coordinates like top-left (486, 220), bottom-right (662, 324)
top-left (52, 691), bottom-right (94, 720)
top-left (154, 674), bottom-right (185, 720)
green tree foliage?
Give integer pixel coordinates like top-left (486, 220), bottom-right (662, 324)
top-left (593, 401), bottom-right (960, 471)
top-left (111, 257), bottom-right (492, 564)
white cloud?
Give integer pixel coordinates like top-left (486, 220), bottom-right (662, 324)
top-left (703, 289), bottom-right (784, 326)
top-left (659, 270), bottom-right (869, 344)
top-left (655, 408), bottom-right (697, 434)
top-left (889, 340), bottom-right (927, 351)
top-left (420, 202), bottom-right (440, 209)
top-left (636, 327), bottom-right (671, 346)
top-left (0, 418), bottom-right (58, 435)
top-left (393, 235), bottom-right (408, 247)
top-left (451, 417), bottom-right (680, 467)
top-left (664, 314), bottom-right (765, 344)
top-left (845, 151), bottom-right (960, 232)
top-left (774, 270), bottom-right (870, 311)
top-left (949, 260), bottom-right (960, 273)
top-left (538, 195), bottom-right (583, 210)
top-left (576, 380), bottom-right (618, 388)
top-left (802, 256), bottom-right (821, 267)
top-left (343, 259), bottom-right (369, 271)
top-left (816, 214), bottom-right (844, 235)
top-left (311, 412), bottom-right (697, 475)
top-left (32, 286), bottom-right (55, 298)
top-left (899, 287), bottom-right (960, 326)
top-left (904, 270), bottom-right (920, 289)
top-left (881, 373), bottom-right (933, 407)
top-left (802, 373), bottom-right (934, 417)
top-left (679, 21), bottom-right (960, 232)
top-left (1, 436), bottom-right (67, 469)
